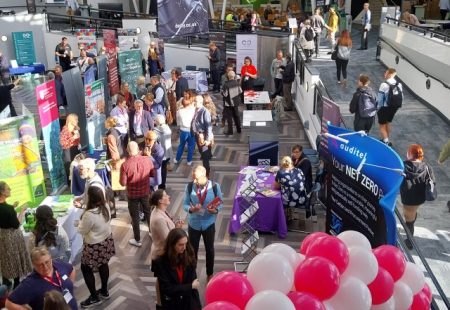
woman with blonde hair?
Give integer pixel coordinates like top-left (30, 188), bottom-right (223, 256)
top-left (60, 113), bottom-right (80, 182)
top-left (148, 42), bottom-right (160, 77)
top-left (136, 76), bottom-right (148, 100)
top-left (202, 93), bottom-right (218, 126)
top-left (274, 156), bottom-right (307, 221)
top-left (144, 93), bottom-right (165, 119)
top-left (105, 116), bottom-right (126, 169)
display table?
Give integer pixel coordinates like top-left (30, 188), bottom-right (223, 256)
top-left (244, 91), bottom-right (271, 107)
top-left (23, 195), bottom-right (83, 263)
top-left (162, 70), bottom-right (208, 93)
top-left (71, 150), bottom-right (111, 196)
top-left (9, 64), bottom-right (46, 75)
top-left (242, 110), bottom-right (273, 127)
top-left (229, 167), bottom-right (287, 239)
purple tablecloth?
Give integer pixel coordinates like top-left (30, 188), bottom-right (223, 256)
top-left (229, 167), bottom-right (287, 239)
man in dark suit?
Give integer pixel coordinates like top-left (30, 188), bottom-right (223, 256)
top-left (129, 99), bottom-right (154, 149)
top-left (221, 70), bottom-right (242, 135)
top-left (171, 69), bottom-right (189, 101)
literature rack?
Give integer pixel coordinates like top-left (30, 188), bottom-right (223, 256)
top-left (234, 173), bottom-right (260, 273)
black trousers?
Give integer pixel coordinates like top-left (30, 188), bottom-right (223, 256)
top-left (81, 263), bottom-right (109, 297)
top-left (211, 69), bottom-right (221, 91)
top-left (159, 158), bottom-right (170, 190)
top-left (360, 29), bottom-right (369, 49)
top-left (314, 32), bottom-right (322, 55)
top-left (200, 149), bottom-right (212, 177)
top-left (63, 146), bottom-right (79, 183)
top-left (273, 78), bottom-right (283, 97)
top-left (440, 9), bottom-right (448, 20)
top-left (128, 196), bottom-right (150, 242)
top-left (188, 223), bottom-right (215, 276)
top-left (335, 58), bottom-right (349, 81)
top-left (223, 106), bottom-right (241, 133)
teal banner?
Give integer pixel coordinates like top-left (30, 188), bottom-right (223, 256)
top-left (118, 50), bottom-right (142, 95)
top-left (12, 31), bottom-right (36, 65)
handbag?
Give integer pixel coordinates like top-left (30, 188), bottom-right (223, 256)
top-left (425, 165), bottom-right (437, 201)
top-left (331, 47), bottom-right (338, 60)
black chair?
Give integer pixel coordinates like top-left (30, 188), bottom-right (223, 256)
top-left (253, 77), bottom-right (266, 91)
top-left (186, 65), bottom-right (197, 71)
top-left (198, 67), bottom-right (211, 82)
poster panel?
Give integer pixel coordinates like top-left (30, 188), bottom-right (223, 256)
top-left (96, 55), bottom-right (110, 115)
top-left (319, 97), bottom-right (341, 161)
top-left (117, 28), bottom-right (139, 51)
top-left (236, 34), bottom-right (258, 74)
top-left (36, 80), bottom-right (66, 192)
top-left (118, 50), bottom-right (142, 95)
top-left (12, 31), bottom-right (36, 65)
top-left (0, 115), bottom-right (46, 207)
top-left (76, 29), bottom-right (97, 56)
top-left (85, 80), bottom-right (106, 152)
top-left (157, 0), bottom-right (209, 38)
top-left (103, 29), bottom-right (120, 96)
top-left (326, 125), bottom-right (404, 246)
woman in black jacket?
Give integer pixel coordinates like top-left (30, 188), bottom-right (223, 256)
top-left (153, 228), bottom-right (201, 310)
top-left (400, 144), bottom-right (435, 249)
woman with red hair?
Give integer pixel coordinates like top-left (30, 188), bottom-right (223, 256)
top-left (400, 144), bottom-right (435, 249)
top-left (335, 29), bottom-right (352, 87)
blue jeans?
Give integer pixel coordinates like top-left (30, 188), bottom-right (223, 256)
top-left (176, 130), bottom-right (195, 162)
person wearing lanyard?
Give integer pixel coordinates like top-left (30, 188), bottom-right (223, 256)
top-left (6, 246), bottom-right (77, 310)
top-left (129, 99), bottom-right (154, 150)
top-left (183, 165), bottom-right (223, 283)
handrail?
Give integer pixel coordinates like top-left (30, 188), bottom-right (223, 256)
top-left (385, 17), bottom-right (450, 42)
top-left (395, 208), bottom-right (450, 309)
top-left (378, 36), bottom-right (450, 90)
top-left (46, 12), bottom-right (122, 35)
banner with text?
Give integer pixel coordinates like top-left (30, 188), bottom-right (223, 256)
top-left (103, 29), bottom-right (120, 96)
top-left (85, 79), bottom-right (106, 152)
top-left (76, 29), bottom-right (97, 56)
top-left (118, 50), bottom-right (142, 95)
top-left (12, 31), bottom-right (36, 65)
top-left (0, 114), bottom-right (46, 207)
top-left (236, 34), bottom-right (258, 73)
top-left (326, 125), bottom-right (404, 247)
top-left (36, 81), bottom-right (66, 192)
top-left (117, 28), bottom-right (139, 51)
top-left (157, 0), bottom-right (209, 38)
top-left (96, 55), bottom-right (110, 115)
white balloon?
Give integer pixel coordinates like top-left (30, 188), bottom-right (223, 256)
top-left (393, 281), bottom-right (413, 310)
top-left (371, 296), bottom-right (395, 310)
top-left (293, 253), bottom-right (305, 270)
top-left (325, 276), bottom-right (371, 310)
top-left (245, 290), bottom-right (295, 310)
top-left (261, 243), bottom-right (298, 270)
top-left (342, 246), bottom-right (378, 285)
top-left (337, 230), bottom-right (372, 251)
top-left (398, 262), bottom-right (425, 294)
top-left (247, 252), bottom-right (294, 294)
top-left (323, 301), bottom-right (336, 310)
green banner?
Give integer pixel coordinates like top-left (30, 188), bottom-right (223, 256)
top-left (12, 31), bottom-right (36, 65)
top-left (0, 114), bottom-right (46, 208)
top-left (118, 50), bottom-right (142, 95)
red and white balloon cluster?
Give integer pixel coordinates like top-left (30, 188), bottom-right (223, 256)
top-left (203, 231), bottom-right (432, 310)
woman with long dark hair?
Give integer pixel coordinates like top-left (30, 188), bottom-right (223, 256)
top-left (153, 228), bottom-right (201, 310)
top-left (77, 186), bottom-right (115, 308)
top-left (335, 29), bottom-right (352, 87)
top-left (30, 205), bottom-right (71, 262)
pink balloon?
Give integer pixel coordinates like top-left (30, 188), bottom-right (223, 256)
top-left (205, 271), bottom-right (254, 309)
top-left (421, 283), bottom-right (432, 303)
top-left (373, 245), bottom-right (406, 282)
top-left (410, 291), bottom-right (431, 310)
top-left (203, 301), bottom-right (241, 310)
top-left (306, 236), bottom-right (349, 274)
top-left (300, 232), bottom-right (329, 254)
top-left (367, 267), bottom-right (395, 305)
top-left (295, 257), bottom-right (340, 301)
top-left (287, 291), bottom-right (326, 310)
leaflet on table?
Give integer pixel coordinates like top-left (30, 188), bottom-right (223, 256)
top-left (239, 202), bottom-right (260, 225)
top-left (239, 166), bottom-right (260, 175)
top-left (40, 195), bottom-right (74, 215)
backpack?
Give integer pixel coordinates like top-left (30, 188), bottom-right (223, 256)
top-left (358, 90), bottom-right (377, 118)
top-left (386, 81), bottom-right (403, 108)
top-left (304, 27), bottom-right (314, 41)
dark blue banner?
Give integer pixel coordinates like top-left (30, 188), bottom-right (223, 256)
top-left (326, 125), bottom-right (404, 246)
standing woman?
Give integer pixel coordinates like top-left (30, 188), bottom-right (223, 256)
top-left (104, 116), bottom-right (126, 168)
top-left (59, 113), bottom-right (80, 184)
top-left (153, 115), bottom-right (174, 189)
top-left (110, 94), bottom-right (130, 151)
top-left (77, 186), bottom-right (115, 308)
top-left (274, 156), bottom-right (308, 221)
top-left (0, 181), bottom-right (32, 289)
top-left (335, 29), bottom-right (352, 87)
top-left (120, 82), bottom-right (136, 111)
top-left (400, 144), bottom-right (435, 250)
top-left (29, 205), bottom-right (71, 262)
top-left (153, 228), bottom-right (201, 310)
top-left (148, 42), bottom-right (160, 77)
top-left (175, 93), bottom-right (196, 165)
top-left (203, 93), bottom-right (218, 126)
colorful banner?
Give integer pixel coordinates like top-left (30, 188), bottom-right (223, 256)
top-left (117, 28), bottom-right (139, 51)
top-left (103, 29), bottom-right (120, 96)
top-left (12, 31), bottom-right (36, 65)
top-left (0, 114), bottom-right (46, 207)
top-left (85, 79), bottom-right (106, 152)
top-left (118, 50), bottom-right (142, 95)
top-left (96, 55), bottom-right (110, 115)
top-left (76, 29), bottom-right (97, 56)
top-left (36, 80), bottom-right (67, 192)
top-left (157, 0), bottom-right (209, 38)
top-left (236, 34), bottom-right (258, 73)
top-left (326, 125), bottom-right (404, 247)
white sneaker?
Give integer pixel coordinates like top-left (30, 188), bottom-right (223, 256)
top-left (173, 159), bottom-right (179, 164)
top-left (129, 239), bottom-right (142, 247)
top-left (187, 161), bottom-right (193, 166)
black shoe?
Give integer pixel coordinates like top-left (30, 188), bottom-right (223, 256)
top-left (327, 52), bottom-right (332, 55)
top-left (237, 129), bottom-right (242, 134)
top-left (447, 200), bottom-right (450, 212)
top-left (404, 238), bottom-right (413, 250)
top-left (80, 295), bottom-right (102, 308)
top-left (223, 130), bottom-right (233, 135)
top-left (357, 48), bottom-right (364, 50)
top-left (97, 289), bottom-right (110, 300)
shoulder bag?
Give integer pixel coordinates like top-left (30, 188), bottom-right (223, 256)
top-left (425, 165), bottom-right (437, 201)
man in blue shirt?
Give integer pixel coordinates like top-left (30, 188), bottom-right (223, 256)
top-left (358, 3), bottom-right (372, 50)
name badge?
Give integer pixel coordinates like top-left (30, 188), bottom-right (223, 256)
top-left (62, 274), bottom-right (68, 281)
top-left (63, 288), bottom-right (73, 304)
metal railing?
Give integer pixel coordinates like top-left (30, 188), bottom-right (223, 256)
top-left (385, 16), bottom-right (450, 42)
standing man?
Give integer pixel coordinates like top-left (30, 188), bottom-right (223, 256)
top-left (439, 0), bottom-right (450, 20)
top-left (221, 70), bottom-right (242, 135)
top-left (270, 50), bottom-right (286, 98)
top-left (129, 99), bottom-right (154, 149)
top-left (281, 54), bottom-right (295, 111)
top-left (171, 69), bottom-right (188, 101)
top-left (191, 96), bottom-right (214, 176)
top-left (0, 78), bottom-right (20, 120)
top-left (54, 37), bottom-right (73, 72)
top-left (310, 8), bottom-right (328, 58)
top-left (326, 7), bottom-right (339, 54)
top-left (377, 68), bottom-right (403, 147)
top-left (208, 42), bottom-right (221, 92)
top-left (120, 141), bottom-right (155, 247)
top-left (53, 65), bottom-right (67, 112)
top-left (73, 158), bottom-right (105, 208)
top-left (358, 3), bottom-right (372, 50)
top-left (349, 74), bottom-right (378, 133)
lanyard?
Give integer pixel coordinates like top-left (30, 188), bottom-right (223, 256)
top-left (196, 182), bottom-right (209, 205)
top-left (41, 269), bottom-right (63, 289)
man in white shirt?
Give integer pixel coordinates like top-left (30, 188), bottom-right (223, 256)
top-left (358, 3), bottom-right (371, 50)
top-left (270, 50), bottom-right (286, 98)
top-left (439, 0), bottom-right (450, 20)
top-left (74, 158), bottom-right (105, 208)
